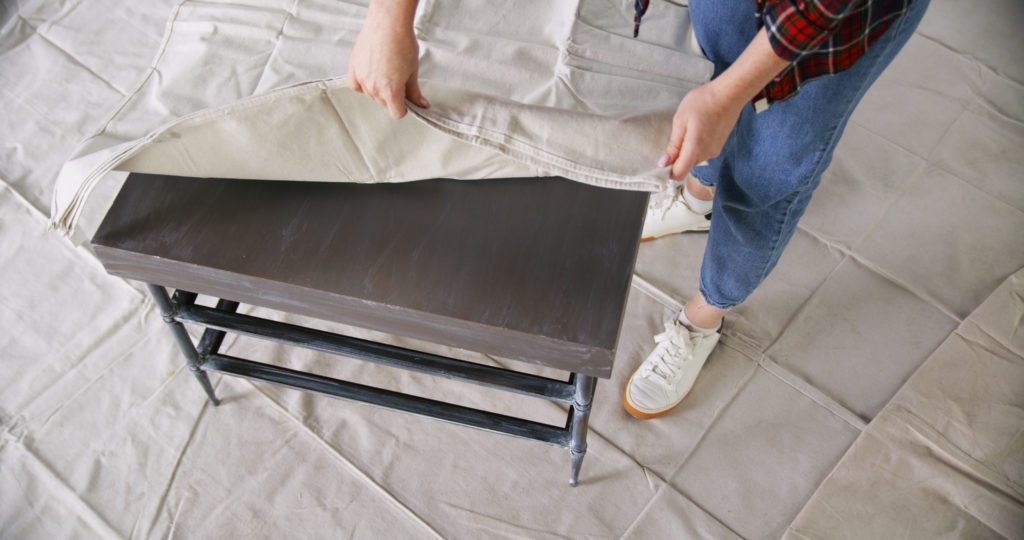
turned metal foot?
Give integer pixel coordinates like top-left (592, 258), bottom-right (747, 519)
top-left (567, 374), bottom-right (597, 486)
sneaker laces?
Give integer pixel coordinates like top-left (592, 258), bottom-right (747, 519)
top-left (648, 182), bottom-right (707, 223)
top-left (639, 319), bottom-right (695, 385)
top-left (648, 183), bottom-right (684, 220)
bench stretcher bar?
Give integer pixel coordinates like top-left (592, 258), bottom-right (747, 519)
top-left (149, 284), bottom-right (597, 486)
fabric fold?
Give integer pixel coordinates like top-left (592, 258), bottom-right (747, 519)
top-left (49, 0), bottom-right (712, 237)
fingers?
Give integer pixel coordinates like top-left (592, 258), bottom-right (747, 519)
top-left (360, 84), bottom-right (407, 119)
top-left (406, 72), bottom-right (430, 109)
top-left (381, 87), bottom-right (408, 119)
top-left (662, 119), bottom-right (707, 180)
top-left (663, 122), bottom-right (685, 171)
top-left (659, 119), bottom-right (687, 180)
top-left (349, 64), bottom-right (363, 94)
top-left (352, 77), bottom-right (420, 119)
top-left (672, 136), bottom-right (701, 180)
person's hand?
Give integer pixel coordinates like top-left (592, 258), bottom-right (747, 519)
top-left (349, 1), bottom-right (429, 119)
top-left (660, 78), bottom-right (746, 180)
top-left (659, 27), bottom-right (790, 180)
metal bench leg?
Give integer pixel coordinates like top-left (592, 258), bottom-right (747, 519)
top-left (147, 284), bottom-right (220, 406)
top-left (568, 374), bottom-right (597, 486)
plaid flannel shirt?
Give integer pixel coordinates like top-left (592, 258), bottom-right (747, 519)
top-left (755, 0), bottom-right (912, 104)
top-left (633, 0), bottom-right (912, 105)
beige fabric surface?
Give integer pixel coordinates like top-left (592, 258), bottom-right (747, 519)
top-left (787, 270), bottom-right (1024, 539)
top-left (2, 0), bottom-right (1023, 538)
top-left (49, 0), bottom-right (712, 236)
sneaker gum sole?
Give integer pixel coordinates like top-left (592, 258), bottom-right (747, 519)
top-left (639, 223), bottom-right (711, 243)
top-left (622, 370), bottom-right (695, 420)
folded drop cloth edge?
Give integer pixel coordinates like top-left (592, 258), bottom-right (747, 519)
top-left (49, 78), bottom-right (698, 236)
top-left (48, 1), bottom-right (713, 236)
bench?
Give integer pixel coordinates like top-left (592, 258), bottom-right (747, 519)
top-left (91, 173), bottom-right (648, 485)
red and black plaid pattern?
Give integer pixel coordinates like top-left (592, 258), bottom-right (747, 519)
top-left (754, 0), bottom-right (912, 103)
top-left (634, 0), bottom-right (650, 38)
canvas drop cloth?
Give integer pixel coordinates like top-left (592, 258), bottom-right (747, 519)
top-left (2, 0), bottom-right (1024, 538)
top-left (48, 0), bottom-right (713, 238)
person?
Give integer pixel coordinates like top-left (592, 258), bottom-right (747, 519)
top-left (349, 0), bottom-right (930, 420)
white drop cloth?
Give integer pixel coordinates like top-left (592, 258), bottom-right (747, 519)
top-left (48, 0), bottom-right (713, 236)
top-left (2, 0), bottom-right (1023, 538)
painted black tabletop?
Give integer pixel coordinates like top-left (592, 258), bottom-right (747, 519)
top-left (92, 173), bottom-right (648, 377)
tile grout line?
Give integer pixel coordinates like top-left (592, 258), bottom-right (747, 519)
top-left (247, 383), bottom-right (445, 540)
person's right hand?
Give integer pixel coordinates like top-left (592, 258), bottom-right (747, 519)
top-left (661, 78), bottom-right (745, 180)
top-left (348, 1), bottom-right (429, 119)
top-left (657, 27), bottom-right (790, 179)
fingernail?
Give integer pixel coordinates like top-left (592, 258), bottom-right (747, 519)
top-left (657, 154), bottom-right (671, 168)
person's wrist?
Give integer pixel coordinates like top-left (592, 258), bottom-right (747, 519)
top-left (711, 27), bottom-right (789, 108)
top-left (366, 0), bottom-right (417, 31)
top-left (705, 76), bottom-right (749, 116)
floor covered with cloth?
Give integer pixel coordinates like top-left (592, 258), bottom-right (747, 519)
top-left (2, 0), bottom-right (1023, 538)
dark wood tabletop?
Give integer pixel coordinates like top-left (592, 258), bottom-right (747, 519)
top-left (92, 173), bottom-right (648, 378)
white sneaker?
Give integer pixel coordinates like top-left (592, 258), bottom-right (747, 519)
top-left (623, 317), bottom-right (720, 419)
top-left (641, 189), bottom-right (711, 242)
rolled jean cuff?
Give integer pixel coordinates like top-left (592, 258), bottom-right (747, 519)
top-left (698, 279), bottom-right (738, 310)
top-left (690, 168), bottom-right (716, 188)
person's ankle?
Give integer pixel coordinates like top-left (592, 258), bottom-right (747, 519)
top-left (680, 296), bottom-right (726, 331)
top-left (683, 176), bottom-right (714, 215)
top-left (685, 175), bottom-right (714, 200)
top-left (679, 305), bottom-right (720, 333)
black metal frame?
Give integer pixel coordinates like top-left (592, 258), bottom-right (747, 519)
top-left (147, 284), bottom-right (596, 486)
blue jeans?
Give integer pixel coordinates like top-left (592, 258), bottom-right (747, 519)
top-left (687, 0), bottom-right (929, 309)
